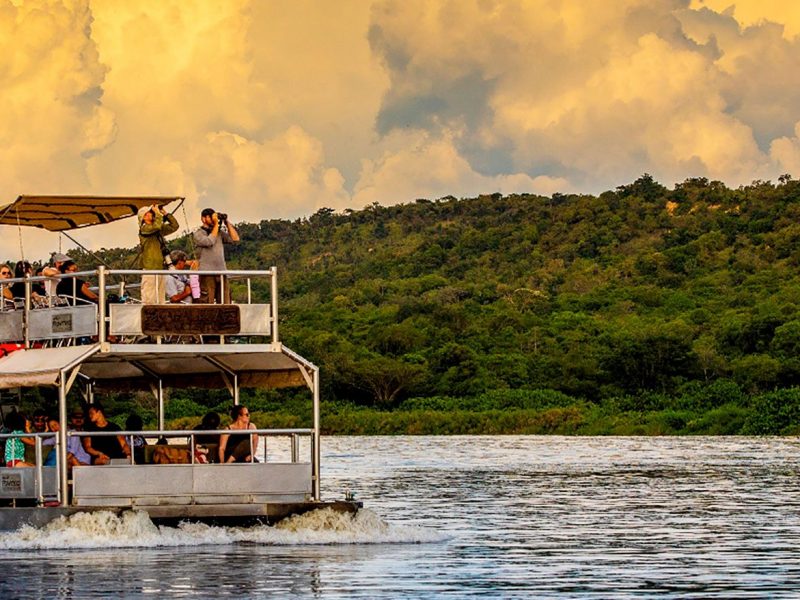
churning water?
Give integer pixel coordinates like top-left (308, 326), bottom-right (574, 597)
top-left (1, 436), bottom-right (799, 598)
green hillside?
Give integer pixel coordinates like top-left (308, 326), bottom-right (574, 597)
top-left (73, 175), bottom-right (800, 434)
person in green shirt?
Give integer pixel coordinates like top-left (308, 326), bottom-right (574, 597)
top-left (138, 204), bottom-right (179, 304)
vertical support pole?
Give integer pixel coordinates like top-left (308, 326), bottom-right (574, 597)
top-left (158, 379), bottom-right (165, 431)
top-left (313, 366), bottom-right (320, 501)
top-left (220, 273), bottom-right (226, 345)
top-left (23, 277), bottom-right (31, 348)
top-left (34, 436), bottom-right (43, 504)
top-left (246, 278), bottom-right (252, 305)
top-left (233, 374), bottom-right (239, 406)
top-left (98, 266), bottom-right (106, 344)
top-left (271, 267), bottom-right (279, 344)
top-left (58, 373), bottom-right (69, 507)
top-left (291, 434), bottom-right (298, 463)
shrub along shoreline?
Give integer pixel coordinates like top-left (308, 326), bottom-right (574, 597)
top-left (161, 382), bottom-right (800, 436)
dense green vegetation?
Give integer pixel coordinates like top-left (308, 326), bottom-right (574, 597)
top-left (54, 175), bottom-right (800, 434)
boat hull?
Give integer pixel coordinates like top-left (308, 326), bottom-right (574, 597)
top-left (0, 500), bottom-right (361, 531)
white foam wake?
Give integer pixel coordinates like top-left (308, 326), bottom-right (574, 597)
top-left (0, 508), bottom-right (446, 550)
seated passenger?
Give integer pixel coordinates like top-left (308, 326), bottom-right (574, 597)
top-left (125, 413), bottom-right (147, 464)
top-left (83, 403), bottom-right (131, 465)
top-left (42, 253), bottom-right (71, 299)
top-left (56, 261), bottom-right (98, 304)
top-left (193, 411), bottom-right (220, 462)
top-left (4, 412), bottom-right (33, 467)
top-left (166, 250), bottom-right (193, 304)
top-left (218, 406), bottom-right (258, 463)
top-left (19, 412), bottom-right (37, 462)
top-left (0, 264), bottom-right (13, 304)
top-left (43, 415), bottom-right (89, 468)
top-left (10, 261), bottom-right (45, 304)
top-left (67, 409), bottom-right (92, 466)
top-left (194, 411), bottom-right (220, 444)
top-left (32, 408), bottom-right (48, 433)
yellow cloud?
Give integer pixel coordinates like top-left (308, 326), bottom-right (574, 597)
top-left (0, 0), bottom-right (111, 191)
top-left (353, 130), bottom-right (567, 207)
top-left (691, 0), bottom-right (800, 38)
top-left (5, 0), bottom-right (800, 262)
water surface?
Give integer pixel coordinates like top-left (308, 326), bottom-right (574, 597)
top-left (1, 436), bottom-right (799, 598)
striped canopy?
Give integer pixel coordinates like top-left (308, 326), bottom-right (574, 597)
top-left (0, 195), bottom-right (184, 231)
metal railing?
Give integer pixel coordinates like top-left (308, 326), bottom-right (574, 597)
top-left (0, 431), bottom-right (61, 505)
top-left (0, 428), bottom-right (315, 505)
top-left (0, 266), bottom-right (279, 347)
top-left (69, 428), bottom-right (312, 466)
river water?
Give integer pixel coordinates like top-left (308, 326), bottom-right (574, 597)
top-left (1, 436), bottom-right (799, 598)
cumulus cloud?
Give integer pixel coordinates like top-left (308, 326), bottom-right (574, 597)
top-left (185, 126), bottom-right (350, 221)
top-left (4, 0), bottom-right (800, 260)
top-left (691, 0), bottom-right (800, 39)
top-left (352, 130), bottom-right (569, 207)
top-left (0, 0), bottom-right (113, 192)
top-left (368, 0), bottom-right (800, 191)
top-left (0, 0), bottom-right (382, 258)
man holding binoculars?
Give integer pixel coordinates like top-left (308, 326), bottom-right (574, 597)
top-left (193, 207), bottom-right (240, 304)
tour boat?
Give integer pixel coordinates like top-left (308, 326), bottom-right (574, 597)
top-left (0, 195), bottom-right (359, 530)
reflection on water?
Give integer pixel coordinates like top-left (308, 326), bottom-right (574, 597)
top-left (1, 436), bottom-right (800, 598)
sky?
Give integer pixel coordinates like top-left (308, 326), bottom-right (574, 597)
top-left (2, 0), bottom-right (800, 258)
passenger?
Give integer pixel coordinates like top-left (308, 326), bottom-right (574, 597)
top-left (166, 250), bottom-right (193, 304)
top-left (82, 403), bottom-right (131, 465)
top-left (56, 261), bottom-right (98, 304)
top-left (19, 412), bottom-right (37, 462)
top-left (42, 252), bottom-right (71, 298)
top-left (4, 412), bottom-right (33, 467)
top-left (218, 406), bottom-right (258, 463)
top-left (32, 408), bottom-right (49, 433)
top-left (42, 416), bottom-right (89, 468)
top-left (66, 409), bottom-right (92, 466)
top-left (0, 264), bottom-right (13, 304)
top-left (138, 204), bottom-right (178, 304)
top-left (194, 411), bottom-right (221, 461)
top-left (43, 416), bottom-right (57, 466)
top-left (33, 266), bottom-right (50, 306)
top-left (193, 208), bottom-right (239, 304)
top-left (125, 413), bottom-right (147, 464)
top-left (10, 261), bottom-right (45, 304)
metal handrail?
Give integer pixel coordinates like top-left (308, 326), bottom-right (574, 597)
top-left (0, 266), bottom-right (280, 347)
top-left (69, 428), bottom-right (311, 466)
top-left (0, 431), bottom-right (61, 504)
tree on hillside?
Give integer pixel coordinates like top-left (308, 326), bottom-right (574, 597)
top-left (340, 355), bottom-right (425, 407)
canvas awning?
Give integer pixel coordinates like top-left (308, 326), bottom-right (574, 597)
top-left (80, 346), bottom-right (307, 391)
top-left (0, 345), bottom-right (100, 388)
top-left (0, 344), bottom-right (308, 392)
top-left (0, 195), bottom-right (184, 231)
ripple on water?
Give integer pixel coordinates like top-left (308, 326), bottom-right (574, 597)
top-left (1, 436), bottom-right (799, 598)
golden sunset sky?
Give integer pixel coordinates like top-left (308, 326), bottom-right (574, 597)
top-left (2, 0), bottom-right (800, 257)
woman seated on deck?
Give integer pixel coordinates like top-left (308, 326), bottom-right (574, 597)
top-left (1, 264), bottom-right (14, 306)
top-left (218, 406), bottom-right (258, 463)
top-left (9, 261), bottom-right (46, 306)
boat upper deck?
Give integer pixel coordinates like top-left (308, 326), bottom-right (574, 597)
top-left (0, 266), bottom-right (315, 392)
